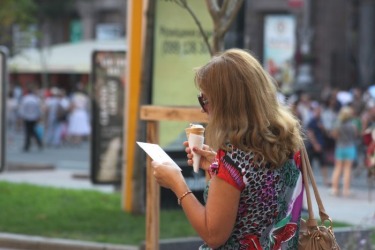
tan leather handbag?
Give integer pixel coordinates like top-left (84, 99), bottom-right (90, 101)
top-left (298, 146), bottom-right (341, 250)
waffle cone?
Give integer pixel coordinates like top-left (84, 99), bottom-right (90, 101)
top-left (185, 127), bottom-right (205, 139)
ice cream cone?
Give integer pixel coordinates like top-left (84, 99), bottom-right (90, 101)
top-left (185, 124), bottom-right (205, 139)
top-left (185, 124), bottom-right (205, 173)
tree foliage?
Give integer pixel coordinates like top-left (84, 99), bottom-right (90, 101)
top-left (0, 0), bottom-right (37, 28)
top-left (170, 0), bottom-right (244, 55)
top-left (0, 0), bottom-right (75, 26)
top-left (0, 0), bottom-right (76, 54)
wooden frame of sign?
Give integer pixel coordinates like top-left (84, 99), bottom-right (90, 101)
top-left (140, 105), bottom-right (208, 250)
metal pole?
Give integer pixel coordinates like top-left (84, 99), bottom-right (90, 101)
top-left (295, 0), bottom-right (313, 89)
top-left (0, 46), bottom-right (8, 173)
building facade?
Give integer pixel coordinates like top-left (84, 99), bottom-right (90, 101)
top-left (3, 0), bottom-right (375, 93)
top-left (243, 0), bottom-right (375, 93)
top-left (5, 0), bottom-right (127, 92)
top-left (37, 0), bottom-right (127, 49)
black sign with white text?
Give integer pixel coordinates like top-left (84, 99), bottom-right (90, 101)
top-left (91, 50), bottom-right (126, 184)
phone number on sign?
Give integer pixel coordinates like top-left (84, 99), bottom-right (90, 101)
top-left (161, 40), bottom-right (209, 55)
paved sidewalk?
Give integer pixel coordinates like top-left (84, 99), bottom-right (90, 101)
top-left (0, 232), bottom-right (138, 250)
top-left (311, 185), bottom-right (375, 227)
top-left (0, 168), bottom-right (115, 193)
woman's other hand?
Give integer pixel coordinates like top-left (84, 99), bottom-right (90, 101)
top-left (151, 161), bottom-right (185, 191)
top-left (183, 141), bottom-right (216, 171)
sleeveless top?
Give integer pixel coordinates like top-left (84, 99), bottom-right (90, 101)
top-left (334, 119), bottom-right (357, 147)
top-left (200, 146), bottom-right (303, 250)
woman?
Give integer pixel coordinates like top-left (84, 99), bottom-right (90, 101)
top-left (330, 106), bottom-right (358, 197)
top-left (152, 49), bottom-right (304, 249)
top-left (6, 91), bottom-right (18, 144)
top-left (67, 90), bottom-right (90, 145)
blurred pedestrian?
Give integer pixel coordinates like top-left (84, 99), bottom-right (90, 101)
top-left (67, 89), bottom-right (90, 145)
top-left (349, 97), bottom-right (365, 174)
top-left (361, 101), bottom-right (375, 145)
top-left (321, 96), bottom-right (339, 166)
top-left (58, 89), bottom-right (71, 145)
top-left (6, 91), bottom-right (18, 144)
top-left (18, 87), bottom-right (43, 152)
top-left (359, 100), bottom-right (375, 188)
top-left (306, 102), bottom-right (330, 186)
top-left (12, 83), bottom-right (23, 131)
top-left (45, 87), bottom-right (68, 147)
top-left (296, 92), bottom-right (312, 129)
top-left (330, 106), bottom-right (358, 197)
top-left (351, 87), bottom-right (366, 117)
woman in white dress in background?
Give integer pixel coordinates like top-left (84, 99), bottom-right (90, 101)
top-left (67, 90), bottom-right (91, 145)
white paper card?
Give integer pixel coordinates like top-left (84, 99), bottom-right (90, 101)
top-left (136, 142), bottom-right (181, 170)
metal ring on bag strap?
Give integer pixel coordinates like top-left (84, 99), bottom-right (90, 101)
top-left (321, 218), bottom-right (334, 231)
top-left (306, 218), bottom-right (334, 236)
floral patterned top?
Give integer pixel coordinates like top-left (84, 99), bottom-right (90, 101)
top-left (200, 146), bottom-right (303, 250)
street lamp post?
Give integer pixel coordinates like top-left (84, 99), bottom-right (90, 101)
top-left (294, 0), bottom-right (314, 90)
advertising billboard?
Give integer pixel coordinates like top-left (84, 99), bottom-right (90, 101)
top-left (91, 50), bottom-right (126, 184)
top-left (152, 0), bottom-right (212, 146)
top-left (263, 14), bottom-right (296, 95)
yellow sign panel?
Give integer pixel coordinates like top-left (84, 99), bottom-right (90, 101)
top-left (152, 0), bottom-right (212, 146)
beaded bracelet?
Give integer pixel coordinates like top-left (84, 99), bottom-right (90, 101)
top-left (177, 190), bottom-right (193, 206)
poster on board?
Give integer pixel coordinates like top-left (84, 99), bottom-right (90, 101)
top-left (152, 0), bottom-right (212, 147)
top-left (91, 50), bottom-right (126, 184)
top-left (151, 0), bottom-right (212, 199)
top-left (0, 47), bottom-right (7, 173)
top-left (263, 14), bottom-right (296, 95)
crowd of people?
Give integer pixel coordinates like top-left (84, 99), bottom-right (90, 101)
top-left (6, 84), bottom-right (91, 151)
top-left (8, 82), bottom-right (375, 199)
top-left (285, 86), bottom-right (375, 198)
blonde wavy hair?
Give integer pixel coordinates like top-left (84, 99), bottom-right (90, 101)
top-left (337, 106), bottom-right (354, 122)
top-left (195, 49), bottom-right (303, 167)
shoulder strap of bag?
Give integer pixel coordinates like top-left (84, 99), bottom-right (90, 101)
top-left (300, 145), bottom-right (331, 227)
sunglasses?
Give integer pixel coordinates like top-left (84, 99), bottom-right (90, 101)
top-left (197, 93), bottom-right (209, 112)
